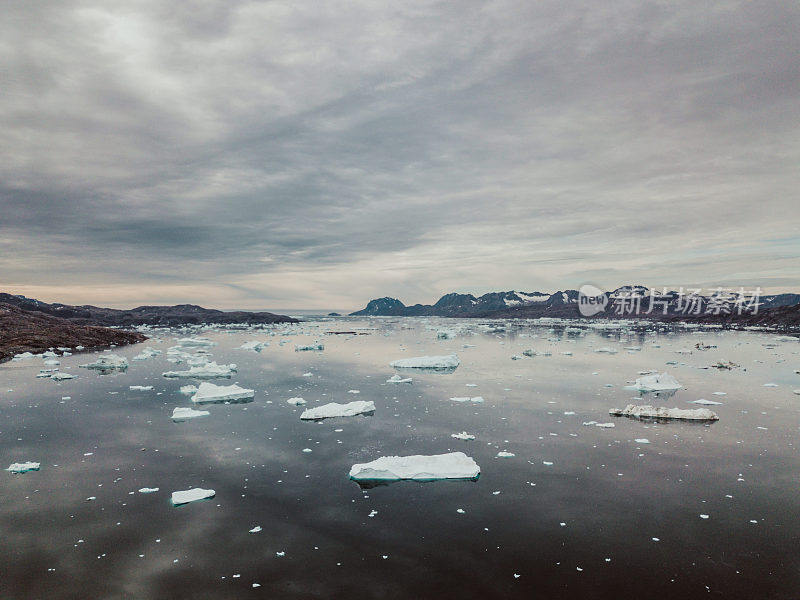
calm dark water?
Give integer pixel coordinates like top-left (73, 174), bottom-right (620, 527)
top-left (2, 318), bottom-right (799, 599)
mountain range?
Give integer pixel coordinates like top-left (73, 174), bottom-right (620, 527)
top-left (0, 293), bottom-right (298, 327)
top-left (350, 287), bottom-right (800, 325)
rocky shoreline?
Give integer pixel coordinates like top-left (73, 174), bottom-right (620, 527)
top-left (0, 303), bottom-right (147, 363)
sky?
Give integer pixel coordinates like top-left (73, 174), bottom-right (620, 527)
top-left (2, 0), bottom-right (798, 311)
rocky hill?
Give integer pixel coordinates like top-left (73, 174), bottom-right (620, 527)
top-left (0, 303), bottom-right (147, 362)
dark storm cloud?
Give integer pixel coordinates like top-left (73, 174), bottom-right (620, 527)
top-left (1, 1), bottom-right (798, 308)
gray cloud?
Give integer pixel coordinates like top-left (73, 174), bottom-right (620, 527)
top-left (1, 0), bottom-right (798, 309)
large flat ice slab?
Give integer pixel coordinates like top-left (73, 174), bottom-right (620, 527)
top-left (349, 451), bottom-right (479, 481)
top-left (80, 354), bottom-right (129, 370)
top-left (390, 354), bottom-right (460, 370)
top-left (171, 487), bottom-right (215, 505)
top-left (632, 372), bottom-right (682, 392)
top-left (163, 361), bottom-right (237, 378)
top-left (300, 400), bottom-right (375, 420)
top-left (610, 404), bottom-right (719, 421)
top-left (6, 461), bottom-right (40, 473)
top-left (191, 382), bottom-right (254, 404)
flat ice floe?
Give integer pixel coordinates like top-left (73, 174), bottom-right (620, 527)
top-left (287, 397), bottom-right (307, 406)
top-left (632, 372), bottom-right (682, 392)
top-left (451, 432), bottom-right (475, 440)
top-left (80, 354), bottom-right (129, 370)
top-left (133, 347), bottom-right (162, 360)
top-left (162, 361), bottom-right (237, 378)
top-left (130, 385), bottom-right (153, 391)
top-left (610, 404), bottom-right (719, 421)
top-left (300, 400), bottom-right (376, 419)
top-left (295, 343), bottom-right (324, 351)
top-left (386, 374), bottom-right (412, 384)
top-left (51, 372), bottom-right (76, 381)
top-left (349, 452), bottom-right (480, 481)
top-left (172, 407), bottom-right (210, 421)
top-left (171, 487), bottom-right (215, 505)
top-left (449, 396), bottom-right (484, 403)
top-left (6, 462), bottom-right (40, 473)
top-left (238, 341), bottom-right (269, 352)
top-left (690, 399), bottom-right (723, 405)
top-left (175, 337), bottom-right (216, 348)
top-left (390, 354), bottom-right (460, 370)
top-left (179, 385), bottom-right (198, 395)
top-left (191, 382), bottom-right (254, 404)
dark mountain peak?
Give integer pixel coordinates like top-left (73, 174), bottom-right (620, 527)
top-left (349, 297), bottom-right (406, 316)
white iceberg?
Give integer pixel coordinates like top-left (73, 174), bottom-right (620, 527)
top-left (496, 451), bottom-right (515, 458)
top-left (138, 487), bottom-right (159, 493)
top-left (12, 352), bottom-right (36, 360)
top-left (451, 432), bottom-right (475, 440)
top-left (690, 399), bottom-right (723, 406)
top-left (287, 397), bottom-right (307, 405)
top-left (633, 372), bottom-right (682, 392)
top-left (130, 385), bottom-right (154, 391)
top-left (349, 452), bottom-right (480, 481)
top-left (300, 400), bottom-right (376, 419)
top-left (51, 372), bottom-right (76, 381)
top-left (80, 354), bottom-right (129, 370)
top-left (162, 361), bottom-right (237, 378)
top-left (179, 385), bottom-right (198, 395)
top-left (171, 407), bottom-right (210, 421)
top-left (449, 396), bottom-right (484, 403)
top-left (6, 461), bottom-right (40, 473)
top-left (171, 487), bottom-right (215, 505)
top-left (176, 337), bottom-right (216, 348)
top-left (390, 354), bottom-right (460, 370)
top-left (295, 343), bottom-right (324, 351)
top-left (609, 404), bottom-right (719, 421)
top-left (191, 382), bottom-right (254, 404)
top-left (238, 341), bottom-right (269, 352)
top-left (386, 374), bottom-right (412, 384)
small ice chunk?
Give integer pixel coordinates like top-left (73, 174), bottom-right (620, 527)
top-left (171, 488), bottom-right (215, 505)
top-left (300, 400), bottom-right (375, 419)
top-left (249, 526), bottom-right (262, 533)
top-left (138, 487), bottom-right (159, 493)
top-left (449, 396), bottom-right (484, 403)
top-left (632, 372), bottom-right (682, 392)
top-left (287, 397), bottom-right (307, 406)
top-left (51, 372), bottom-right (77, 381)
top-left (390, 354), bottom-right (460, 370)
top-left (179, 385), bottom-right (198, 395)
top-left (130, 385), bottom-right (154, 391)
top-left (191, 382), bottom-right (254, 404)
top-left (349, 452), bottom-right (480, 481)
top-left (171, 407), bottom-right (210, 421)
top-left (238, 341), bottom-right (269, 352)
top-left (690, 399), bottom-right (722, 405)
top-left (386, 374), bottom-right (412, 384)
top-left (451, 432), bottom-right (475, 441)
top-left (80, 354), bottom-right (129, 370)
top-left (634, 438), bottom-right (650, 444)
top-left (6, 462), bottom-right (40, 473)
top-left (496, 451), bottom-right (515, 458)
top-left (594, 347), bottom-right (618, 354)
top-left (162, 362), bottom-right (237, 378)
top-left (610, 404), bottom-right (719, 421)
top-left (295, 343), bottom-right (324, 351)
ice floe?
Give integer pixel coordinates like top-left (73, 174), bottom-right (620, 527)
top-left (80, 354), bottom-right (129, 370)
top-left (171, 488), bottom-right (215, 505)
top-left (191, 382), bottom-right (254, 404)
top-left (171, 407), bottom-right (210, 421)
top-left (449, 396), bottom-right (484, 403)
top-left (238, 341), bottom-right (269, 352)
top-left (287, 397), bottom-right (307, 406)
top-left (300, 400), bottom-right (375, 419)
top-left (6, 461), bottom-right (40, 473)
top-left (632, 372), bottom-right (682, 392)
top-left (451, 432), bottom-right (475, 440)
top-left (51, 372), bottom-right (76, 381)
top-left (295, 343), bottom-right (324, 351)
top-left (386, 374), bottom-right (412, 384)
top-left (349, 452), bottom-right (480, 481)
top-left (390, 354), bottom-right (460, 370)
top-left (130, 385), bottom-right (154, 391)
top-left (610, 404), bottom-right (719, 421)
top-left (162, 361), bottom-right (237, 378)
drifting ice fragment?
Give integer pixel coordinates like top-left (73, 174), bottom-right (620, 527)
top-left (6, 462), bottom-right (40, 473)
top-left (594, 347), bottom-right (618, 354)
top-left (51, 372), bottom-right (76, 381)
top-left (632, 372), bottom-right (682, 392)
top-left (238, 341), bottom-right (269, 352)
top-left (300, 400), bottom-right (375, 419)
top-left (179, 385), bottom-right (198, 395)
top-left (191, 382), bottom-right (254, 404)
top-left (449, 396), bottom-right (484, 403)
top-left (496, 451), bottom-right (515, 458)
top-left (390, 355), bottom-right (460, 370)
top-left (138, 487), bottom-right (159, 493)
top-left (690, 399), bottom-right (723, 405)
top-left (386, 374), bottom-right (412, 384)
top-left (349, 452), bottom-right (480, 481)
top-left (130, 385), bottom-right (154, 391)
top-left (80, 354), bottom-right (129, 370)
top-left (610, 404), bottom-right (719, 421)
top-left (634, 438), bottom-right (650, 444)
top-left (451, 432), bottom-right (475, 440)
top-left (176, 337), bottom-right (216, 348)
top-left (171, 407), bottom-right (210, 421)
top-left (171, 488), bottom-right (215, 505)
top-left (162, 362), bottom-right (237, 378)
top-left (295, 343), bottom-right (324, 351)
top-left (287, 397), bottom-right (307, 406)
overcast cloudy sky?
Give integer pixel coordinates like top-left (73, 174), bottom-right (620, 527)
top-left (2, 1), bottom-right (798, 310)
